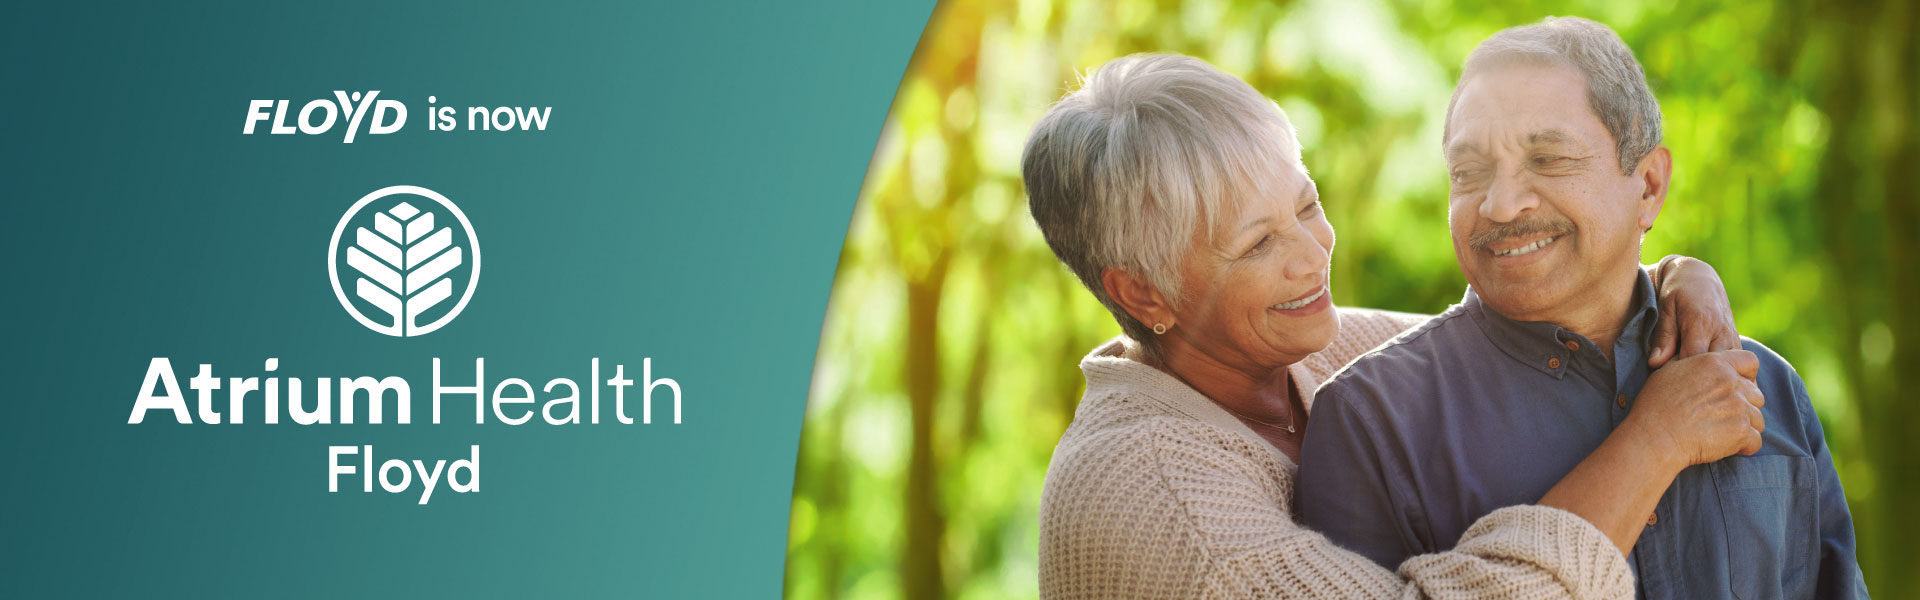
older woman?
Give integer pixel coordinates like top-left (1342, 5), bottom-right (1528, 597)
top-left (1024, 54), bottom-right (1763, 598)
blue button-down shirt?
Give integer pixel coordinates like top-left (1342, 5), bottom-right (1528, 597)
top-left (1296, 272), bottom-right (1866, 599)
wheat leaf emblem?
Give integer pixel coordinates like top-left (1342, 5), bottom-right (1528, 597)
top-left (343, 201), bottom-right (463, 335)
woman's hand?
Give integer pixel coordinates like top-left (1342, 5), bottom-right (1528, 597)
top-left (1623, 349), bottom-right (1766, 471)
top-left (1538, 348), bottom-right (1765, 555)
top-left (1647, 255), bottom-right (1742, 367)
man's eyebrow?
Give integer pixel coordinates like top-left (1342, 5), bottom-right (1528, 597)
top-left (1445, 140), bottom-right (1482, 163)
top-left (1528, 128), bottom-right (1575, 146)
top-left (1298, 180), bottom-right (1319, 205)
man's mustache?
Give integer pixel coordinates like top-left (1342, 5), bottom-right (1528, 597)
top-left (1467, 217), bottom-right (1577, 252)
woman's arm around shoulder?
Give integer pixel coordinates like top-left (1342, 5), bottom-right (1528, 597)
top-left (1039, 413), bottom-right (1633, 599)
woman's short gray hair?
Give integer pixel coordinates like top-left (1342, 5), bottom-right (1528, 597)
top-left (1022, 53), bottom-right (1304, 350)
top-left (1445, 16), bottom-right (1663, 174)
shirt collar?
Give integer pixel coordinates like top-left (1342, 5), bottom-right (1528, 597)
top-left (1462, 269), bottom-right (1661, 379)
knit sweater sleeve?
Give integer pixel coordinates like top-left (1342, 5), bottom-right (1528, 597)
top-left (1041, 413), bottom-right (1634, 599)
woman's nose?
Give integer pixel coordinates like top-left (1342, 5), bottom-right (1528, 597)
top-left (1284, 236), bottom-right (1330, 280)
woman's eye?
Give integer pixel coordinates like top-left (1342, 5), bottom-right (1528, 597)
top-left (1297, 200), bottom-right (1323, 219)
top-left (1243, 235), bottom-right (1273, 257)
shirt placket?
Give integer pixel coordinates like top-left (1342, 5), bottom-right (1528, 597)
top-left (1609, 323), bottom-right (1673, 599)
top-left (1556, 329), bottom-right (1673, 598)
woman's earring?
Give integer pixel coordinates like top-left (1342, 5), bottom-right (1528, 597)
top-left (1153, 322), bottom-right (1168, 335)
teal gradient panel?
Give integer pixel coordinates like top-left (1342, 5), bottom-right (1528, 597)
top-left (0, 1), bottom-right (933, 596)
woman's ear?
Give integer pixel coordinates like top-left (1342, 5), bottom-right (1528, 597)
top-left (1102, 267), bottom-right (1173, 332)
top-left (1635, 146), bottom-right (1672, 232)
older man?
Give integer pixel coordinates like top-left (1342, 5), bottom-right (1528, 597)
top-left (1294, 17), bottom-right (1866, 599)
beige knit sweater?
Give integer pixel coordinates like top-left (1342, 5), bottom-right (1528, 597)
top-left (1038, 307), bottom-right (1635, 599)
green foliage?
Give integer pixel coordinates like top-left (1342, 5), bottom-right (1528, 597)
top-left (787, 0), bottom-right (1920, 597)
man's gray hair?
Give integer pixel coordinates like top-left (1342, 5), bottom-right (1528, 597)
top-left (1022, 53), bottom-right (1304, 352)
top-left (1445, 16), bottom-right (1663, 174)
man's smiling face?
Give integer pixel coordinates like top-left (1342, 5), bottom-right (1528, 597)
top-left (1444, 62), bottom-right (1657, 322)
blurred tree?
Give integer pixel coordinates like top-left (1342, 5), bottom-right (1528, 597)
top-left (785, 0), bottom-right (1919, 598)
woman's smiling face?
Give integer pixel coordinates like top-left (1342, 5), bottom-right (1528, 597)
top-left (1166, 163), bottom-right (1340, 372)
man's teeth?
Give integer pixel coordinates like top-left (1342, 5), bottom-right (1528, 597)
top-left (1272, 287), bottom-right (1325, 310)
top-left (1494, 235), bottom-right (1559, 257)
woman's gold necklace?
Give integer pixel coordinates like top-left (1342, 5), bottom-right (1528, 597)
top-left (1215, 389), bottom-right (1299, 434)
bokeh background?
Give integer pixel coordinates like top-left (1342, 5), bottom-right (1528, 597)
top-left (784, 0), bottom-right (1920, 597)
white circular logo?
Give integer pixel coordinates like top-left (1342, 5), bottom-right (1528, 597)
top-left (327, 185), bottom-right (481, 337)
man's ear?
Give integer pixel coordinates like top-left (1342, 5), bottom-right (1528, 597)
top-left (1635, 146), bottom-right (1672, 232)
top-left (1102, 267), bottom-right (1174, 332)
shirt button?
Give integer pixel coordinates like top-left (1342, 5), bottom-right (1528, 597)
top-left (1547, 357), bottom-right (1562, 369)
top-left (1616, 394), bottom-right (1628, 409)
top-left (1564, 340), bottom-right (1580, 351)
top-left (1646, 513), bottom-right (1658, 526)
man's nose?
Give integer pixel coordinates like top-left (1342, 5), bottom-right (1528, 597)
top-left (1480, 170), bottom-right (1539, 223)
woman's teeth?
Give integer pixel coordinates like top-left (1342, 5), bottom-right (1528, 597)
top-left (1494, 235), bottom-right (1560, 257)
top-left (1272, 287), bottom-right (1325, 310)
